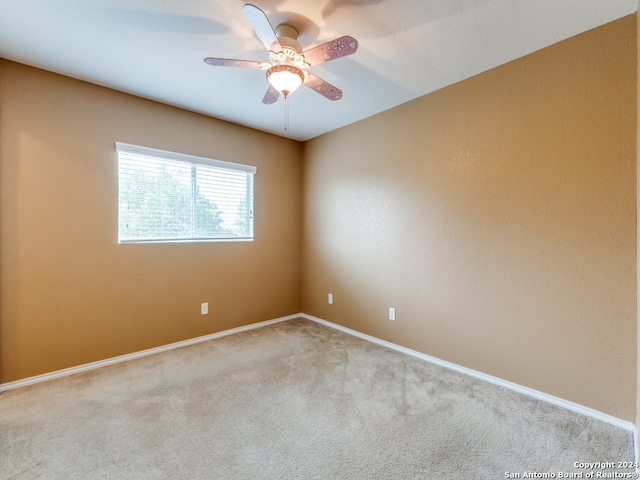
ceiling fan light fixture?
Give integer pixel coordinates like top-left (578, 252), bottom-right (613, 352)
top-left (266, 64), bottom-right (304, 96)
top-left (204, 5), bottom-right (358, 105)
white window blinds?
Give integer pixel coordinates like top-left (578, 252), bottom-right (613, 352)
top-left (116, 143), bottom-right (256, 243)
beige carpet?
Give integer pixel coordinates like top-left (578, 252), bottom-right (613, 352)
top-left (0, 318), bottom-right (634, 479)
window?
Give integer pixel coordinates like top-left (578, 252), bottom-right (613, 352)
top-left (116, 143), bottom-right (256, 243)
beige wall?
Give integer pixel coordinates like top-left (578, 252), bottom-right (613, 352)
top-left (302, 16), bottom-right (637, 420)
top-left (0, 60), bottom-right (302, 382)
top-left (637, 10), bottom-right (640, 431)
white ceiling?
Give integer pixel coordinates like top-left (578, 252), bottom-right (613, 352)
top-left (0, 0), bottom-right (636, 141)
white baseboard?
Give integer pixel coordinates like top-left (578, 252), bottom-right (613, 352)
top-left (0, 313), bottom-right (298, 393)
top-left (300, 313), bottom-right (638, 437)
top-left (2, 311), bottom-right (636, 456)
top-left (635, 428), bottom-right (639, 469)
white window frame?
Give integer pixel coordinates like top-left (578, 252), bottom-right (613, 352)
top-left (116, 142), bottom-right (256, 243)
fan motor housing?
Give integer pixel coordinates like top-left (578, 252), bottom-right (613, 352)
top-left (275, 24), bottom-right (302, 53)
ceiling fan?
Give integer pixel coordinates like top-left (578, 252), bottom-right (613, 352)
top-left (204, 4), bottom-right (358, 104)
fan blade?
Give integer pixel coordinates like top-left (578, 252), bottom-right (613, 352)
top-left (204, 57), bottom-right (266, 69)
top-left (262, 84), bottom-right (280, 104)
top-left (302, 35), bottom-right (358, 67)
top-left (303, 73), bottom-right (343, 101)
top-left (241, 4), bottom-right (282, 53)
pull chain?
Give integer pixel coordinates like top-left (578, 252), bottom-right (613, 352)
top-left (283, 93), bottom-right (290, 139)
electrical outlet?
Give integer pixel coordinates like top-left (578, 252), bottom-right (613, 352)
top-left (328, 293), bottom-right (333, 305)
top-left (201, 302), bottom-right (208, 315)
top-left (389, 307), bottom-right (396, 321)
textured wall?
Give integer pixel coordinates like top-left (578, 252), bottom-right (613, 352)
top-left (0, 60), bottom-right (302, 382)
top-left (637, 11), bottom-right (640, 431)
top-left (302, 16), bottom-right (637, 420)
